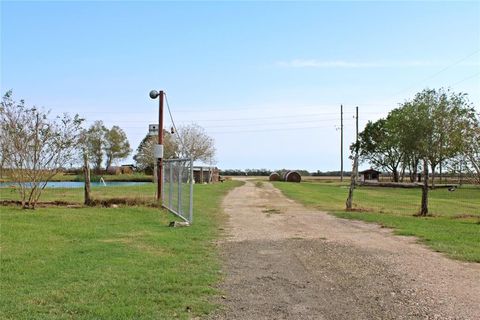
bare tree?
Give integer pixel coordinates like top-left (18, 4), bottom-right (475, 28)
top-left (0, 91), bottom-right (83, 208)
top-left (174, 123), bottom-right (216, 163)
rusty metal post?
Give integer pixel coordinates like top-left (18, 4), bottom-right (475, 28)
top-left (157, 90), bottom-right (164, 202)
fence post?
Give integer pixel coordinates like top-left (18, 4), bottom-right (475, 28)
top-left (169, 161), bottom-right (173, 209)
top-left (178, 164), bottom-right (182, 213)
top-left (189, 159), bottom-right (194, 223)
top-left (160, 161), bottom-right (164, 203)
top-left (83, 152), bottom-right (91, 205)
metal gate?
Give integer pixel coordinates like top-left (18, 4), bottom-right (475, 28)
top-left (162, 158), bottom-right (194, 223)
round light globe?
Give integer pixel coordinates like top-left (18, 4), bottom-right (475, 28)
top-left (149, 90), bottom-right (159, 99)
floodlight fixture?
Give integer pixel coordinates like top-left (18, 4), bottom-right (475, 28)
top-left (149, 90), bottom-right (159, 99)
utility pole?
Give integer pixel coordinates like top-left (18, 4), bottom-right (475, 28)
top-left (355, 105), bottom-right (359, 184)
top-left (149, 90), bottom-right (164, 203)
top-left (158, 90), bottom-right (164, 202)
top-left (346, 106), bottom-right (359, 210)
top-left (356, 106), bottom-right (359, 144)
top-left (340, 104), bottom-right (344, 182)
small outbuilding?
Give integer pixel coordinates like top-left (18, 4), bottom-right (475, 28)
top-left (359, 169), bottom-right (381, 182)
top-left (193, 166), bottom-right (220, 184)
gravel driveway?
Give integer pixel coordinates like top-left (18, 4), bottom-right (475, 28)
top-left (207, 180), bottom-right (480, 320)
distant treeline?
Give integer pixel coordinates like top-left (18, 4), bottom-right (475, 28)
top-left (219, 169), bottom-right (353, 177)
top-left (311, 170), bottom-right (352, 176)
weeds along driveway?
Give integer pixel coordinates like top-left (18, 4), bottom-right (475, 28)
top-left (207, 180), bottom-right (480, 320)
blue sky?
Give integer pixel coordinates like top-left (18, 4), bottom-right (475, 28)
top-left (2, 1), bottom-right (479, 171)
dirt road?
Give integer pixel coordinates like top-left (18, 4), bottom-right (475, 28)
top-left (207, 180), bottom-right (480, 320)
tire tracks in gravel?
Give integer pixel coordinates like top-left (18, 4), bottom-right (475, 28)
top-left (206, 180), bottom-right (479, 320)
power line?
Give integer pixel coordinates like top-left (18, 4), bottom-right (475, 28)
top-left (175, 112), bottom-right (355, 123)
top-left (164, 93), bottom-right (188, 154)
top-left (170, 105), bottom-right (353, 113)
top-left (448, 71), bottom-right (480, 87)
top-left (209, 124), bottom-right (354, 134)
top-left (85, 117), bottom-right (356, 130)
top-left (82, 112), bottom-right (355, 124)
top-left (74, 105), bottom-right (359, 116)
top-left (194, 118), bottom-right (355, 129)
top-left (389, 49), bottom-right (480, 98)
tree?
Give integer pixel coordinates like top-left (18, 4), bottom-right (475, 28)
top-left (388, 105), bottom-right (423, 183)
top-left (425, 90), bottom-right (475, 187)
top-left (463, 113), bottom-right (480, 183)
top-left (0, 91), bottom-right (83, 208)
top-left (104, 125), bottom-right (131, 168)
top-left (346, 141), bottom-right (360, 210)
top-left (400, 88), bottom-right (476, 215)
top-left (357, 117), bottom-right (403, 182)
top-left (133, 130), bottom-right (179, 173)
top-left (84, 120), bottom-right (107, 172)
top-left (174, 124), bottom-right (215, 163)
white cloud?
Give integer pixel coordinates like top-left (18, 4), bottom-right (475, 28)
top-left (276, 59), bottom-right (465, 68)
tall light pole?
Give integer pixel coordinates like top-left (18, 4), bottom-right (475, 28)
top-left (149, 89), bottom-right (164, 202)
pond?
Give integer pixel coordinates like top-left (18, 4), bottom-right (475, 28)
top-left (0, 181), bottom-right (150, 188)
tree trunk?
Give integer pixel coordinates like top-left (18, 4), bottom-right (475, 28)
top-left (420, 159), bottom-right (429, 216)
top-left (439, 161), bottom-right (442, 183)
top-left (346, 155), bottom-right (359, 210)
top-left (83, 153), bottom-right (92, 205)
top-left (392, 169), bottom-right (399, 182)
top-left (430, 163), bottom-right (437, 189)
top-left (408, 158), bottom-right (417, 183)
top-left (95, 158), bottom-right (102, 174)
top-left (105, 152), bottom-right (113, 170)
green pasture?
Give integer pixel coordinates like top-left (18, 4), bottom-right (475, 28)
top-left (0, 180), bottom-right (243, 319)
top-left (274, 182), bottom-right (480, 262)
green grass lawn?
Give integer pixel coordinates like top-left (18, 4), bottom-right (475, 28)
top-left (273, 182), bottom-right (480, 262)
top-left (0, 180), bottom-right (243, 319)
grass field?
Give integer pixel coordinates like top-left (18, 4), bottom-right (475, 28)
top-left (273, 181), bottom-right (480, 262)
top-left (0, 180), bottom-right (243, 319)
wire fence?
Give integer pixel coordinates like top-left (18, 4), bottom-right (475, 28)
top-left (350, 184), bottom-right (480, 217)
top-left (1, 160), bottom-right (196, 225)
top-left (162, 158), bottom-right (194, 223)
top-left (0, 178), bottom-right (156, 205)
top-left (295, 175), bottom-right (479, 218)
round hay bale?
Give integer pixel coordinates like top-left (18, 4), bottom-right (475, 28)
top-left (269, 172), bottom-right (281, 181)
top-left (106, 166), bottom-right (121, 175)
top-left (285, 171), bottom-right (301, 183)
